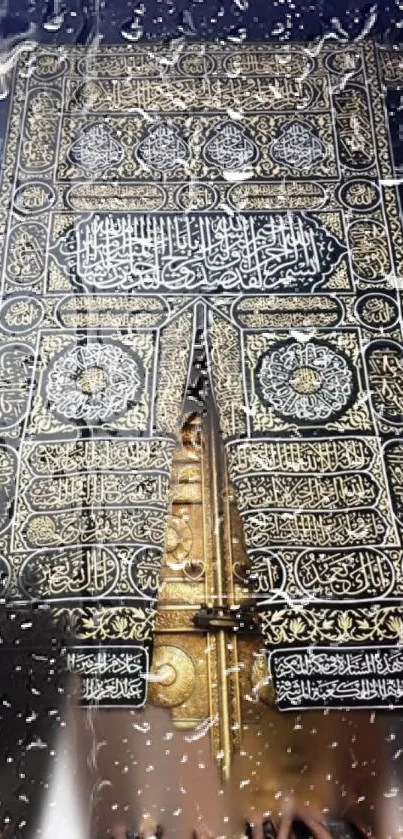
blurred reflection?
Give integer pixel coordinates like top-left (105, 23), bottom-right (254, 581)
top-left (35, 694), bottom-right (403, 838)
top-left (0, 605), bottom-right (69, 839)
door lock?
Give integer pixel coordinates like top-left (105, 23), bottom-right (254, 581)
top-left (192, 604), bottom-right (261, 634)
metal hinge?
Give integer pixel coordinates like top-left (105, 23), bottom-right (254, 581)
top-left (192, 604), bottom-right (261, 634)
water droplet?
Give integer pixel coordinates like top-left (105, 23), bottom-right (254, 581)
top-left (43, 0), bottom-right (65, 32)
top-left (121, 15), bottom-right (143, 41)
top-left (178, 9), bottom-right (196, 35)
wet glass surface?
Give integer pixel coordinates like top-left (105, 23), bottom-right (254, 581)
top-left (1, 3), bottom-right (403, 839)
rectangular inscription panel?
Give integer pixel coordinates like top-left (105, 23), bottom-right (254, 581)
top-left (271, 647), bottom-right (403, 710)
top-left (67, 645), bottom-right (148, 707)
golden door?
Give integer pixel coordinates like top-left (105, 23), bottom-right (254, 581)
top-left (148, 398), bottom-right (265, 782)
top-left (146, 400), bottom-right (383, 823)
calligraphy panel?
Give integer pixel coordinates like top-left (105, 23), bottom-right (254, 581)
top-left (19, 546), bottom-right (120, 601)
top-left (48, 212), bottom-right (347, 295)
top-left (67, 646), bottom-right (148, 707)
top-left (245, 548), bottom-right (401, 603)
top-left (65, 76), bottom-right (328, 114)
top-left (233, 295), bottom-right (343, 329)
top-left (56, 113), bottom-right (336, 183)
top-left (333, 84), bottom-right (375, 171)
top-left (20, 87), bottom-right (61, 173)
top-left (70, 45), bottom-right (313, 80)
top-left (271, 647), bottom-right (403, 710)
top-left (366, 340), bottom-right (403, 427)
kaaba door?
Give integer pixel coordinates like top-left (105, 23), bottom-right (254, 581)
top-left (145, 407), bottom-right (376, 820)
top-left (147, 401), bottom-right (267, 782)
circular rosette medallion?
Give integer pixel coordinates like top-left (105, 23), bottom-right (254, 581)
top-left (45, 341), bottom-right (143, 424)
top-left (149, 645), bottom-right (196, 708)
top-left (165, 515), bottom-right (193, 562)
top-left (256, 339), bottom-right (355, 423)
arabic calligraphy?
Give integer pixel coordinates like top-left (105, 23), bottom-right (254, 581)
top-left (68, 122), bottom-right (124, 172)
top-left (334, 84), bottom-right (375, 170)
top-left (66, 182), bottom-right (166, 212)
top-left (45, 341), bottom-right (144, 424)
top-left (349, 220), bottom-right (391, 282)
top-left (247, 547), bottom-right (398, 602)
top-left (234, 294), bottom-right (342, 329)
top-left (0, 343), bottom-right (35, 429)
top-left (67, 646), bottom-right (148, 706)
top-left (227, 438), bottom-right (377, 477)
top-left (366, 340), bottom-right (403, 425)
top-left (56, 294), bottom-right (169, 330)
top-left (203, 121), bottom-right (259, 171)
top-left (0, 295), bottom-right (44, 334)
top-left (136, 123), bottom-right (190, 172)
top-left (70, 47), bottom-right (314, 80)
top-left (67, 76), bottom-right (323, 113)
top-left (242, 509), bottom-right (388, 548)
top-left (355, 293), bottom-right (398, 331)
top-left (255, 339), bottom-right (355, 423)
top-left (247, 550), bottom-right (286, 598)
top-left (228, 181), bottom-right (327, 212)
top-left (129, 546), bottom-right (163, 599)
top-left (384, 441), bottom-right (403, 525)
top-left (272, 647), bottom-right (403, 709)
top-left (6, 223), bottom-right (47, 286)
top-left (277, 677), bottom-right (403, 708)
top-left (53, 212), bottom-right (345, 293)
top-left (338, 178), bottom-right (380, 212)
top-left (295, 549), bottom-right (395, 599)
top-left (19, 546), bottom-right (119, 600)
top-left (33, 51), bottom-right (69, 81)
top-left (325, 49), bottom-right (362, 74)
top-left (270, 120), bottom-right (327, 172)
top-left (75, 53), bottom-right (160, 78)
top-left (274, 647), bottom-right (403, 678)
top-left (14, 181), bottom-right (56, 215)
top-left (20, 88), bottom-right (61, 171)
top-left (175, 183), bottom-right (218, 212)
top-left (234, 472), bottom-right (378, 512)
top-left (379, 49), bottom-right (403, 84)
top-left (25, 439), bottom-right (175, 475)
top-left (0, 445), bottom-right (17, 533)
top-left (24, 472), bottom-right (170, 512)
top-left (223, 49), bottom-right (313, 77)
top-left (20, 508), bottom-right (166, 552)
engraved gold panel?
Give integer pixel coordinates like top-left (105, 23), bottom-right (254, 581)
top-left (150, 409), bottom-right (263, 776)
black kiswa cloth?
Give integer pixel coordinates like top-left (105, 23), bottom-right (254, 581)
top-left (3, 41), bottom-right (403, 710)
top-left (0, 604), bottom-right (69, 839)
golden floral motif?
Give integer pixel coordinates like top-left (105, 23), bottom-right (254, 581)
top-left (260, 606), bottom-right (403, 644)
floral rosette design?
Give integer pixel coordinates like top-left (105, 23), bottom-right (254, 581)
top-left (45, 341), bottom-right (143, 424)
top-left (256, 339), bottom-right (354, 422)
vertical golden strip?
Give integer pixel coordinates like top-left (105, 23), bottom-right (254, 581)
top-left (200, 410), bottom-right (222, 768)
top-left (223, 459), bottom-right (243, 750)
top-left (207, 398), bottom-right (232, 781)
